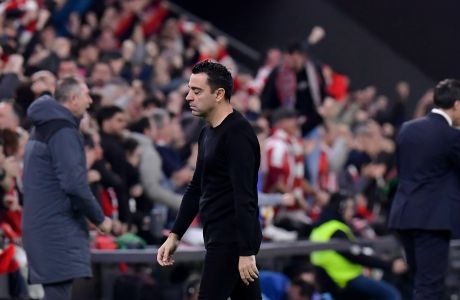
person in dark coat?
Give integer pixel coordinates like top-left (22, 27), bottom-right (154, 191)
top-left (389, 79), bottom-right (460, 300)
top-left (22, 77), bottom-right (112, 300)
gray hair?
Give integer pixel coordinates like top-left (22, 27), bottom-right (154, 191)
top-left (54, 77), bottom-right (82, 103)
top-left (151, 108), bottom-right (170, 129)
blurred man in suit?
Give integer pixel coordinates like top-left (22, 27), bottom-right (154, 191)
top-left (389, 79), bottom-right (460, 300)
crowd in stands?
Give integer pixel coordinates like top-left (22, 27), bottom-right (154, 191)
top-left (0, 0), bottom-right (437, 299)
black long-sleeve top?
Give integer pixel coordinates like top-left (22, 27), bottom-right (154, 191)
top-left (171, 110), bottom-right (262, 256)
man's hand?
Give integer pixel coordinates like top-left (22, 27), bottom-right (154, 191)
top-left (281, 193), bottom-right (296, 206)
top-left (392, 258), bottom-right (408, 274)
top-left (314, 190), bottom-right (330, 207)
top-left (88, 170), bottom-right (101, 183)
top-left (238, 255), bottom-right (259, 285)
top-left (4, 157), bottom-right (21, 178)
top-left (157, 233), bottom-right (179, 266)
top-left (97, 217), bottom-right (112, 234)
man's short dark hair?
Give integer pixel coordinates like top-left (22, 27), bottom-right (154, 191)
top-left (271, 107), bottom-right (298, 124)
top-left (191, 60), bottom-right (233, 101)
top-left (287, 41), bottom-right (310, 55)
top-left (129, 117), bottom-right (151, 134)
top-left (142, 96), bottom-right (163, 109)
top-left (96, 105), bottom-right (123, 127)
top-left (434, 79), bottom-right (460, 109)
top-left (54, 77), bottom-right (81, 103)
top-left (123, 137), bottom-right (139, 155)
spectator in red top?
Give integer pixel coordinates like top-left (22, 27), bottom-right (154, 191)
top-left (263, 108), bottom-right (325, 235)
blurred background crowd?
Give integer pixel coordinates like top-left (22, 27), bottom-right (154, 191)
top-left (0, 0), bottom-right (439, 299)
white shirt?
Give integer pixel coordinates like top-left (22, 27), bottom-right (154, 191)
top-left (431, 108), bottom-right (452, 127)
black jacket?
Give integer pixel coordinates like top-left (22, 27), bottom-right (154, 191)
top-left (389, 112), bottom-right (460, 237)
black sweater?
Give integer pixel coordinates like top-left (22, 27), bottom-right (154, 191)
top-left (171, 110), bottom-right (262, 255)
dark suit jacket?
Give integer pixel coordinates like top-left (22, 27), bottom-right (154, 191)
top-left (389, 112), bottom-right (460, 238)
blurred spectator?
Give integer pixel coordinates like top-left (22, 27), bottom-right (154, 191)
top-left (261, 42), bottom-right (326, 136)
top-left (151, 108), bottom-right (193, 191)
top-left (83, 131), bottom-right (124, 220)
top-left (322, 65), bottom-right (349, 102)
top-left (129, 116), bottom-right (183, 211)
top-left (57, 58), bottom-right (80, 80)
top-left (97, 105), bottom-right (131, 223)
top-left (249, 48), bottom-right (282, 95)
top-left (0, 54), bottom-right (23, 101)
top-left (310, 193), bottom-right (406, 300)
top-left (259, 269), bottom-right (323, 300)
top-left (90, 61), bottom-right (114, 88)
top-left (0, 101), bottom-right (21, 131)
top-left (263, 107), bottom-right (325, 237)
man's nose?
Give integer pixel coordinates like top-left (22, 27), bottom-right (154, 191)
top-left (185, 91), bottom-right (193, 101)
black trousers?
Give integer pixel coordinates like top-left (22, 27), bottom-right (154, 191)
top-left (398, 230), bottom-right (450, 300)
top-left (198, 245), bottom-right (261, 300)
top-left (43, 280), bottom-right (73, 300)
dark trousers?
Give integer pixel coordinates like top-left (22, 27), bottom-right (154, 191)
top-left (43, 280), bottom-right (73, 300)
top-left (198, 245), bottom-right (261, 300)
top-left (398, 230), bottom-right (450, 300)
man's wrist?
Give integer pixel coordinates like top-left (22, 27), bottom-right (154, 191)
top-left (169, 232), bottom-right (180, 241)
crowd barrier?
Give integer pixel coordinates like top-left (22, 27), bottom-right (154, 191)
top-left (85, 237), bottom-right (400, 300)
top-left (91, 236), bottom-right (400, 263)
top-left (4, 238), bottom-right (460, 299)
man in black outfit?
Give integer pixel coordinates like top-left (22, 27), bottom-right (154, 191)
top-left (389, 79), bottom-right (460, 300)
top-left (157, 60), bottom-right (262, 300)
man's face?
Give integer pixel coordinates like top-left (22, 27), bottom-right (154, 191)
top-left (58, 61), bottom-right (78, 79)
top-left (91, 63), bottom-right (111, 86)
top-left (0, 102), bottom-right (18, 130)
top-left (71, 83), bottom-right (93, 117)
top-left (342, 198), bottom-right (355, 223)
top-left (106, 112), bottom-right (127, 135)
top-left (288, 51), bottom-right (306, 71)
top-left (32, 71), bottom-right (57, 94)
top-left (185, 73), bottom-right (220, 118)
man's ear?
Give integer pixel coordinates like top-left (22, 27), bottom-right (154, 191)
top-left (215, 88), bottom-right (225, 102)
top-left (69, 92), bottom-right (78, 104)
top-left (455, 100), bottom-right (460, 110)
